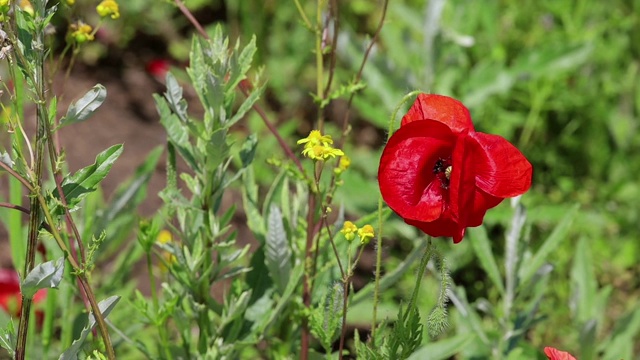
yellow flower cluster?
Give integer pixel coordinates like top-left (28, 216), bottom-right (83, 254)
top-left (97, 0), bottom-right (119, 19)
top-left (69, 21), bottom-right (94, 43)
top-left (297, 130), bottom-right (345, 161)
top-left (340, 221), bottom-right (375, 245)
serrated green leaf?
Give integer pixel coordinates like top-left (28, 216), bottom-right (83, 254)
top-left (54, 144), bottom-right (123, 212)
top-left (60, 84), bottom-right (106, 128)
top-left (518, 204), bottom-right (579, 286)
top-left (164, 73), bottom-right (188, 122)
top-left (265, 205), bottom-right (291, 293)
top-left (21, 257), bottom-right (64, 299)
top-left (467, 226), bottom-right (505, 295)
top-left (59, 296), bottom-right (120, 360)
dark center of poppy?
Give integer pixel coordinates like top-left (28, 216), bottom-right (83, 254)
top-left (433, 157), bottom-right (452, 189)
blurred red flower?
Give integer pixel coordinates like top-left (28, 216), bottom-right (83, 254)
top-left (544, 346), bottom-right (577, 360)
top-left (0, 268), bottom-right (47, 319)
top-left (378, 94), bottom-right (532, 243)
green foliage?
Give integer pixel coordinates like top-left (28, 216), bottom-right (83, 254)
top-left (310, 283), bottom-right (344, 353)
top-left (21, 258), bottom-right (64, 299)
top-left (50, 144), bottom-right (124, 215)
top-left (60, 296), bottom-right (120, 360)
top-left (59, 85), bottom-right (107, 128)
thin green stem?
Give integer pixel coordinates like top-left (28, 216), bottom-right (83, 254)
top-left (294, 0), bottom-right (313, 29)
top-left (404, 238), bottom-right (433, 321)
top-left (371, 198), bottom-right (384, 342)
top-left (0, 160), bottom-right (34, 192)
top-left (315, 0), bottom-right (325, 131)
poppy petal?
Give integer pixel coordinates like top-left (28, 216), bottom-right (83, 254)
top-left (379, 120), bottom-right (456, 222)
top-left (405, 217), bottom-right (466, 243)
top-left (544, 347), bottom-right (577, 360)
top-left (467, 189), bottom-right (504, 227)
top-left (467, 132), bottom-right (533, 198)
top-left (448, 131), bottom-right (477, 227)
top-left (401, 94), bottom-right (475, 133)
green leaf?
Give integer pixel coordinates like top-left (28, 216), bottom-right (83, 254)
top-left (21, 257), bottom-right (64, 299)
top-left (101, 147), bottom-right (162, 225)
top-left (59, 296), bottom-right (120, 360)
top-left (164, 73), bottom-right (188, 122)
top-left (60, 84), bottom-right (106, 128)
top-left (407, 334), bottom-right (475, 360)
top-left (0, 318), bottom-right (16, 353)
top-left (467, 226), bottom-right (505, 295)
top-left (265, 205), bottom-right (291, 293)
top-left (518, 204), bottom-right (579, 286)
top-left (54, 144), bottom-right (123, 212)
top-left (240, 133), bottom-right (258, 168)
top-left (571, 237), bottom-right (597, 324)
top-left (227, 82), bottom-right (265, 127)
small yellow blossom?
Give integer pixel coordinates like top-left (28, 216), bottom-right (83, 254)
top-left (357, 224), bottom-right (375, 245)
top-left (66, 0), bottom-right (75, 5)
top-left (0, 0), bottom-right (9, 14)
top-left (157, 229), bottom-right (172, 244)
top-left (20, 0), bottom-right (34, 16)
top-left (334, 155), bottom-right (351, 175)
top-left (96, 0), bottom-right (119, 19)
top-left (160, 252), bottom-right (177, 273)
top-left (302, 144), bottom-right (344, 161)
top-left (340, 221), bottom-right (358, 242)
top-left (69, 22), bottom-right (94, 43)
top-left (297, 130), bottom-right (334, 147)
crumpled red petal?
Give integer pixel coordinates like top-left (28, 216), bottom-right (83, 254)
top-left (543, 347), bottom-right (577, 360)
top-left (448, 131), bottom-right (477, 227)
top-left (467, 132), bottom-right (532, 197)
top-left (379, 120), bottom-right (456, 222)
top-left (405, 216), bottom-right (466, 243)
top-left (401, 94), bottom-right (475, 134)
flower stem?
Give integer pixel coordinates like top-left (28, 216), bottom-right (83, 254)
top-left (371, 198), bottom-right (384, 342)
top-left (404, 238), bottom-right (433, 321)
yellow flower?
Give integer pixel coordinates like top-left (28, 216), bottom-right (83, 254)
top-left (20, 0), bottom-right (34, 16)
top-left (334, 155), bottom-right (351, 175)
top-left (96, 0), bottom-right (119, 19)
top-left (340, 221), bottom-right (358, 242)
top-left (357, 224), bottom-right (375, 245)
top-left (160, 251), bottom-right (177, 273)
top-left (301, 144), bottom-right (344, 161)
top-left (297, 130), bottom-right (334, 147)
top-left (69, 22), bottom-right (94, 43)
top-left (0, 0), bottom-right (9, 14)
top-left (66, 0), bottom-right (75, 5)
top-left (157, 230), bottom-right (172, 244)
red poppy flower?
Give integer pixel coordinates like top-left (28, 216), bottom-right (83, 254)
top-left (0, 268), bottom-right (47, 319)
top-left (378, 94), bottom-right (532, 243)
top-left (544, 347), bottom-right (577, 360)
